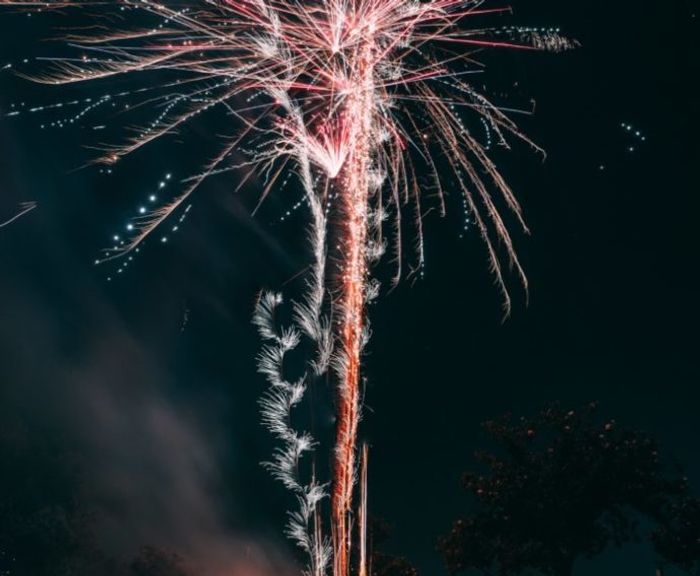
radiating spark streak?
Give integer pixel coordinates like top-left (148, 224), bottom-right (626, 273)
top-left (0, 201), bottom-right (36, 229)
top-left (436, 37), bottom-right (536, 50)
top-left (2, 1), bottom-right (574, 574)
top-left (358, 443), bottom-right (369, 576)
top-left (332, 52), bottom-right (373, 575)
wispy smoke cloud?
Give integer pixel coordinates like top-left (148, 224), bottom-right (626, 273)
top-left (0, 204), bottom-right (295, 576)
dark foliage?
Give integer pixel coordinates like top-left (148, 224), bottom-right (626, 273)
top-left (370, 518), bottom-right (418, 576)
top-left (0, 421), bottom-right (194, 576)
top-left (0, 421), bottom-right (96, 576)
top-left (371, 554), bottom-right (418, 576)
top-left (130, 547), bottom-right (193, 576)
top-left (438, 403), bottom-right (697, 576)
top-left (653, 497), bottom-right (700, 575)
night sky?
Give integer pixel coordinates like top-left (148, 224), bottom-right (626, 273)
top-left (0, 1), bottom-right (698, 575)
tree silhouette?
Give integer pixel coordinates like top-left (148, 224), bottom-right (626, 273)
top-left (653, 497), bottom-right (700, 575)
top-left (0, 420), bottom-right (195, 576)
top-left (438, 403), bottom-right (695, 576)
top-left (130, 546), bottom-right (193, 576)
top-left (370, 518), bottom-right (418, 576)
top-left (0, 421), bottom-right (96, 576)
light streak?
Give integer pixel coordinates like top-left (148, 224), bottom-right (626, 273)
top-left (358, 443), bottom-right (369, 576)
top-left (1, 1), bottom-right (575, 574)
top-left (0, 201), bottom-right (36, 228)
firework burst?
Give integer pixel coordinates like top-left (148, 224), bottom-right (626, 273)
top-left (1, 1), bottom-right (575, 574)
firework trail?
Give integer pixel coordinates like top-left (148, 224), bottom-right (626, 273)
top-left (0, 201), bottom-right (36, 228)
top-left (1, 1), bottom-right (575, 574)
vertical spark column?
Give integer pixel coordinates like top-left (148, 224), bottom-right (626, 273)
top-left (332, 37), bottom-right (375, 576)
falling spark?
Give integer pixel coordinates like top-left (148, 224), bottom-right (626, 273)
top-left (0, 201), bottom-right (36, 229)
top-left (1, 1), bottom-right (575, 575)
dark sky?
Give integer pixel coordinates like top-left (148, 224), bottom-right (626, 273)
top-left (0, 1), bottom-right (698, 575)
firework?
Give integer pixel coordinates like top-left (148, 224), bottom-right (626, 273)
top-left (1, 1), bottom-right (575, 574)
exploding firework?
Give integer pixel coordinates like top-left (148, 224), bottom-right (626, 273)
top-left (1, 1), bottom-right (575, 575)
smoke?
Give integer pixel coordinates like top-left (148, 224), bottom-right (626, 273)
top-left (67, 332), bottom-right (293, 576)
top-left (0, 193), bottom-right (296, 576)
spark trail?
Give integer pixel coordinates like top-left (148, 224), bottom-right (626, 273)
top-left (0, 201), bottom-right (36, 229)
top-left (1, 1), bottom-right (575, 575)
top-left (331, 41), bottom-right (374, 576)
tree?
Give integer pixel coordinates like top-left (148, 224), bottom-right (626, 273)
top-left (0, 419), bottom-right (128, 576)
top-left (653, 497), bottom-right (700, 575)
top-left (130, 546), bottom-right (193, 576)
top-left (0, 422), bottom-right (195, 576)
top-left (0, 421), bottom-right (97, 576)
top-left (438, 403), bottom-right (693, 576)
top-left (370, 518), bottom-right (418, 576)
top-left (371, 554), bottom-right (418, 576)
